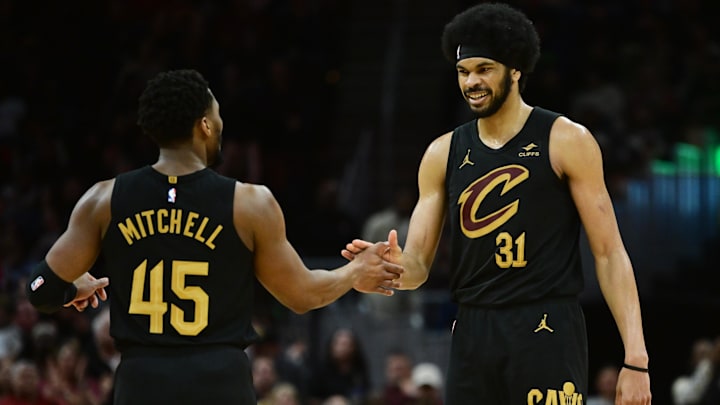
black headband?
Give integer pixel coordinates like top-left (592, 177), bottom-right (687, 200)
top-left (455, 44), bottom-right (512, 68)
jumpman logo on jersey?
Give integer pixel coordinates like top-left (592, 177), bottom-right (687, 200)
top-left (459, 149), bottom-right (475, 169)
top-left (534, 313), bottom-right (554, 333)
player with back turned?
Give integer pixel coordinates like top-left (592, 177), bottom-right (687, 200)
top-left (25, 69), bottom-right (404, 405)
top-left (344, 3), bottom-right (652, 404)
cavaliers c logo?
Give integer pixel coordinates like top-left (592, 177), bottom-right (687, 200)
top-left (458, 165), bottom-right (529, 238)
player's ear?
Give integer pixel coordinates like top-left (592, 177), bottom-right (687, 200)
top-left (200, 117), bottom-right (212, 137)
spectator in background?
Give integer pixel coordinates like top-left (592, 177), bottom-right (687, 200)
top-left (268, 382), bottom-right (301, 405)
top-left (10, 299), bottom-right (37, 364)
top-left (362, 186), bottom-right (415, 247)
top-left (0, 360), bottom-right (57, 405)
top-left (587, 364), bottom-right (619, 405)
top-left (0, 295), bottom-right (21, 364)
top-left (321, 396), bottom-right (350, 405)
top-left (27, 321), bottom-right (57, 380)
top-left (308, 328), bottom-right (371, 405)
top-left (372, 349), bottom-right (416, 405)
top-left (88, 308), bottom-right (115, 405)
top-left (0, 361), bottom-right (12, 398)
top-left (672, 336), bottom-right (720, 404)
top-left (698, 337), bottom-right (720, 404)
top-left (275, 336), bottom-right (311, 402)
top-left (253, 355), bottom-right (279, 405)
top-left (411, 362), bottom-right (443, 405)
top-left (360, 187), bottom-right (422, 324)
top-left (40, 338), bottom-right (102, 405)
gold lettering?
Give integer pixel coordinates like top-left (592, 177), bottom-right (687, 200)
top-left (528, 383), bottom-right (582, 405)
top-left (559, 391), bottom-right (581, 405)
top-left (204, 225), bottom-right (223, 250)
top-left (141, 210), bottom-right (155, 235)
top-left (169, 209), bottom-right (182, 234)
top-left (194, 217), bottom-right (208, 243)
top-left (544, 389), bottom-right (558, 405)
top-left (134, 213), bottom-right (147, 237)
top-left (527, 389), bottom-right (543, 405)
top-left (157, 209), bottom-right (169, 233)
top-left (184, 212), bottom-right (199, 237)
top-left (119, 209), bottom-right (220, 250)
top-left (118, 218), bottom-right (141, 245)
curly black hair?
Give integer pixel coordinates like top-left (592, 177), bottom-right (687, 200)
top-left (137, 69), bottom-right (213, 145)
top-left (441, 2), bottom-right (540, 91)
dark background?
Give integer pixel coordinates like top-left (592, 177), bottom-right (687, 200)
top-left (1, 0), bottom-right (719, 403)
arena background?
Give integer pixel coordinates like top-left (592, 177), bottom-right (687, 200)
top-left (1, 0), bottom-right (718, 403)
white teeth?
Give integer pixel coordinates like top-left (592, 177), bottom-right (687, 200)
top-left (468, 92), bottom-right (488, 100)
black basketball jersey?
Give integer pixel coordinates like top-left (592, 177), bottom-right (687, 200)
top-left (445, 107), bottom-right (584, 307)
top-left (101, 166), bottom-right (259, 350)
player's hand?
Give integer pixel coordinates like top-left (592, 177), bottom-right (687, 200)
top-left (351, 240), bottom-right (404, 296)
top-left (64, 272), bottom-right (109, 312)
top-left (616, 367), bottom-right (651, 405)
top-left (342, 229), bottom-right (402, 265)
top-left (341, 239), bottom-right (373, 261)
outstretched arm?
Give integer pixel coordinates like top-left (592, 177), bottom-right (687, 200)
top-left (551, 118), bottom-right (651, 404)
top-left (234, 183), bottom-right (404, 314)
top-left (343, 133), bottom-right (451, 290)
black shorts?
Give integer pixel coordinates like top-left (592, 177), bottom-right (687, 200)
top-left (114, 345), bottom-right (255, 405)
top-left (445, 298), bottom-right (588, 404)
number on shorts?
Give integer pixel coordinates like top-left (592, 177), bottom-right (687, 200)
top-left (129, 259), bottom-right (209, 336)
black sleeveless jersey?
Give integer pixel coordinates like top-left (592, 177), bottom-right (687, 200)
top-left (445, 107), bottom-right (584, 307)
top-left (101, 166), bottom-right (259, 350)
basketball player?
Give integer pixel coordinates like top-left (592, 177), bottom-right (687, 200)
top-left (343, 3), bottom-right (651, 404)
top-left (26, 69), bottom-right (404, 405)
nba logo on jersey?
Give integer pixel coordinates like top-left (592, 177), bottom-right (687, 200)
top-left (168, 188), bottom-right (177, 203)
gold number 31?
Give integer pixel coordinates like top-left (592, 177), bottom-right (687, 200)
top-left (495, 232), bottom-right (527, 269)
top-left (129, 260), bottom-right (209, 336)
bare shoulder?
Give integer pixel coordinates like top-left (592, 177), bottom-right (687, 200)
top-left (76, 179), bottom-right (115, 214)
top-left (65, 179), bottom-right (115, 235)
top-left (233, 182), bottom-right (283, 250)
top-left (422, 131), bottom-right (454, 164)
top-left (550, 116), bottom-right (596, 148)
top-left (549, 116), bottom-right (602, 178)
top-left (233, 182), bottom-right (277, 213)
top-left (427, 131), bottom-right (454, 154)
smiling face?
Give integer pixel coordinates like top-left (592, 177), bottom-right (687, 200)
top-left (456, 57), bottom-right (515, 118)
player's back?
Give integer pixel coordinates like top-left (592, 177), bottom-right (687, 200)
top-left (101, 166), bottom-right (258, 351)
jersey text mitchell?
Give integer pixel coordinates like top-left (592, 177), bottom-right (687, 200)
top-left (117, 209), bottom-right (223, 249)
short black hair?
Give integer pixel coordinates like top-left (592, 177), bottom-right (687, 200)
top-left (441, 2), bottom-right (540, 91)
top-left (137, 69), bottom-right (213, 145)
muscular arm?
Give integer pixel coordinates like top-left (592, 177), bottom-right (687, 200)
top-left (45, 180), bottom-right (113, 281)
top-left (234, 183), bottom-right (403, 314)
top-left (551, 118), bottom-right (650, 401)
top-left (32, 180), bottom-right (113, 311)
top-left (394, 133), bottom-right (450, 290)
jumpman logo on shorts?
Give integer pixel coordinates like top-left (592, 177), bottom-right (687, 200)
top-left (533, 313), bottom-right (554, 333)
top-left (459, 149), bottom-right (475, 169)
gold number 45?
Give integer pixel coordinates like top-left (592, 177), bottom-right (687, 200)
top-left (129, 260), bottom-right (209, 336)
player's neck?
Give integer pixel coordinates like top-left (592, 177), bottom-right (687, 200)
top-left (476, 96), bottom-right (532, 148)
top-left (153, 147), bottom-right (208, 176)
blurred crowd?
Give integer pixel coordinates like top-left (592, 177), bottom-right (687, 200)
top-left (0, 0), bottom-right (719, 403)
